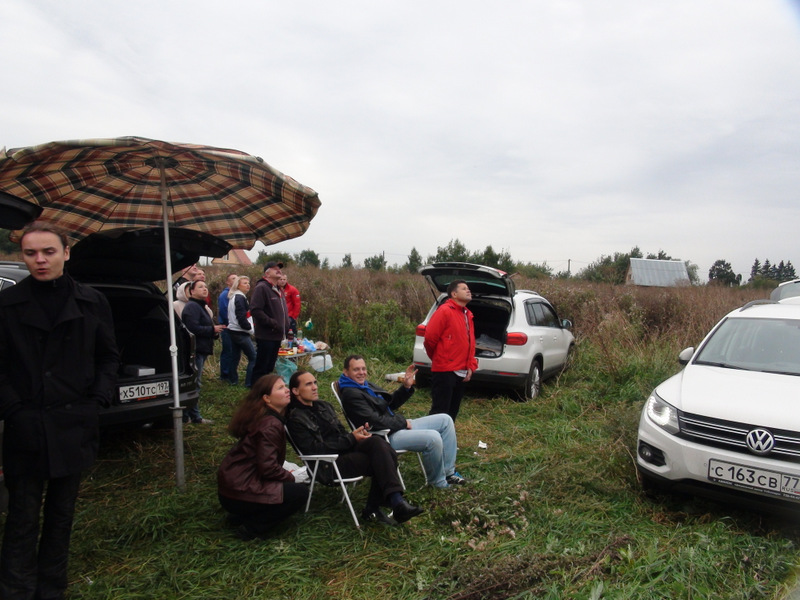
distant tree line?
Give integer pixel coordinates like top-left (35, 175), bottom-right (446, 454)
top-left (0, 223), bottom-right (792, 288)
top-left (257, 239), bottom-right (556, 279)
top-left (749, 258), bottom-right (795, 283)
top-left (254, 249), bottom-right (329, 269)
top-left (707, 260), bottom-right (741, 286)
top-left (222, 239), bottom-right (795, 288)
top-left (707, 257), bottom-right (796, 287)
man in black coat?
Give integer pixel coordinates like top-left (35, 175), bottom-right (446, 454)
top-left (250, 261), bottom-right (290, 382)
top-left (0, 223), bottom-right (119, 599)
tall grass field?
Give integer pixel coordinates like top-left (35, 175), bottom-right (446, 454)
top-left (13, 269), bottom-right (799, 599)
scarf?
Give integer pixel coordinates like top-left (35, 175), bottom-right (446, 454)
top-left (337, 375), bottom-right (394, 414)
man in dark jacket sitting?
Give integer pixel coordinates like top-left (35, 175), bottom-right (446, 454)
top-left (286, 370), bottom-right (423, 525)
top-left (337, 355), bottom-right (466, 489)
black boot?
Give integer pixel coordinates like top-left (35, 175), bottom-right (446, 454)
top-left (361, 507), bottom-right (398, 526)
top-left (391, 500), bottom-right (424, 524)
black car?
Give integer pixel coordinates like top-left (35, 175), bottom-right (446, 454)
top-left (0, 227), bottom-right (231, 428)
top-left (0, 260), bottom-right (29, 291)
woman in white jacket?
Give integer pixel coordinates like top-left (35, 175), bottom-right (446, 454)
top-left (226, 276), bottom-right (257, 387)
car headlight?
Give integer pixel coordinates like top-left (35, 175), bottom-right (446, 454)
top-left (645, 392), bottom-right (679, 435)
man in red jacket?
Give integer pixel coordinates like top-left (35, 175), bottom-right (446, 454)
top-left (423, 280), bottom-right (478, 421)
top-left (278, 273), bottom-right (301, 333)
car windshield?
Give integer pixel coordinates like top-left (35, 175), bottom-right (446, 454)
top-left (694, 317), bottom-right (800, 376)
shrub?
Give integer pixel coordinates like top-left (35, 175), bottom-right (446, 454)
top-left (200, 266), bottom-right (766, 365)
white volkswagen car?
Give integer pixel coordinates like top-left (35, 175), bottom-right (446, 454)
top-left (412, 262), bottom-right (574, 400)
top-left (637, 299), bottom-right (800, 510)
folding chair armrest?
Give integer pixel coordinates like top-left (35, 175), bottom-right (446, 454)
top-left (297, 453), bottom-right (339, 462)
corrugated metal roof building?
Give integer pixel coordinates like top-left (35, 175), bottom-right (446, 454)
top-left (626, 258), bottom-right (690, 287)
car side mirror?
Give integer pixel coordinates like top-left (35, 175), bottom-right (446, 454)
top-left (678, 347), bottom-right (694, 365)
top-left (561, 319), bottom-right (572, 330)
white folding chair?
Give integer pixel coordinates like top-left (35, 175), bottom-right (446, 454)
top-left (284, 425), bottom-right (363, 528)
top-left (331, 381), bottom-right (427, 485)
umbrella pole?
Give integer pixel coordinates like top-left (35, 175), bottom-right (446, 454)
top-left (159, 161), bottom-right (186, 490)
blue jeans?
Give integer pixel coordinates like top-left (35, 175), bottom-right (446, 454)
top-left (388, 413), bottom-right (457, 488)
top-left (219, 329), bottom-right (233, 381)
top-left (227, 331), bottom-right (256, 387)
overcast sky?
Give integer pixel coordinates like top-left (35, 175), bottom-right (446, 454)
top-left (2, 0), bottom-right (799, 280)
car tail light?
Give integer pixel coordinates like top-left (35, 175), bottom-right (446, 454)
top-left (415, 324), bottom-right (426, 337)
top-left (506, 332), bottom-right (528, 345)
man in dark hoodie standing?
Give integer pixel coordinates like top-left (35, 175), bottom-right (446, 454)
top-left (0, 222), bottom-right (119, 599)
top-left (250, 261), bottom-right (290, 383)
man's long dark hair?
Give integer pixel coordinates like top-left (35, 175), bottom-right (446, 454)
top-left (288, 369), bottom-right (314, 411)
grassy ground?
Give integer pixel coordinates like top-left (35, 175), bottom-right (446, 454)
top-left (47, 337), bottom-right (800, 600)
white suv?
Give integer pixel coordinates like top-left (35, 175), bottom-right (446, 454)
top-left (770, 279), bottom-right (800, 303)
top-left (637, 299), bottom-right (800, 510)
top-left (412, 262), bottom-right (574, 400)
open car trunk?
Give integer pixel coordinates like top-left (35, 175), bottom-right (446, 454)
top-left (102, 284), bottom-right (194, 386)
top-left (463, 297), bottom-right (513, 359)
top-left (421, 262), bottom-right (515, 360)
top-left (91, 282), bottom-right (197, 427)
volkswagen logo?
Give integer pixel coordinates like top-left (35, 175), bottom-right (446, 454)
top-left (745, 428), bottom-right (775, 455)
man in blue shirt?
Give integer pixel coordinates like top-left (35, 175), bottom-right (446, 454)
top-left (218, 272), bottom-right (237, 383)
top-left (338, 356), bottom-right (466, 488)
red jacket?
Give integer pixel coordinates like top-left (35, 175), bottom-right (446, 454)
top-left (284, 283), bottom-right (301, 320)
top-left (423, 298), bottom-right (478, 373)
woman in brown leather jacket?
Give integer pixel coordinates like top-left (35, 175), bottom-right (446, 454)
top-left (217, 374), bottom-right (309, 539)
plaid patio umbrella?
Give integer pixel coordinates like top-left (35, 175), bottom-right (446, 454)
top-left (0, 136), bottom-right (320, 247)
top-left (0, 137), bottom-right (321, 487)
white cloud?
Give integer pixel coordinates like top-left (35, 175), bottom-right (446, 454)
top-left (1, 0), bottom-right (799, 279)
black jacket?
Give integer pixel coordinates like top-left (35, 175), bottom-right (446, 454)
top-left (339, 382), bottom-right (414, 434)
top-left (286, 401), bottom-right (357, 485)
top-left (0, 275), bottom-right (119, 478)
top-left (181, 298), bottom-right (216, 356)
top-left (250, 278), bottom-right (290, 341)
